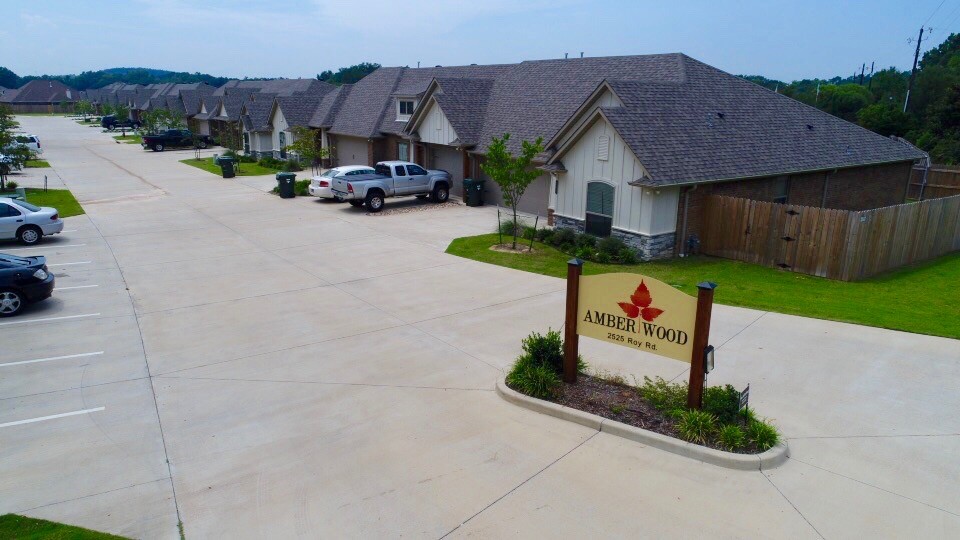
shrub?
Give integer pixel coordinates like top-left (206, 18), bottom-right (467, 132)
top-left (574, 246), bottom-right (593, 260)
top-left (3, 181), bottom-right (18, 190)
top-left (717, 424), bottom-right (746, 451)
top-left (576, 233), bottom-right (597, 249)
top-left (617, 247), bottom-right (638, 265)
top-left (521, 329), bottom-right (563, 372)
top-left (535, 228), bottom-right (554, 242)
top-left (506, 354), bottom-right (562, 400)
top-left (498, 219), bottom-right (520, 236)
top-left (597, 236), bottom-right (627, 256)
top-left (639, 376), bottom-right (687, 413)
top-left (676, 409), bottom-right (716, 445)
top-left (596, 251), bottom-right (611, 264)
top-left (550, 228), bottom-right (576, 247)
top-left (258, 156), bottom-right (283, 169)
top-left (294, 179), bottom-right (311, 196)
top-left (521, 225), bottom-right (537, 240)
top-left (282, 159), bottom-right (304, 172)
top-left (703, 384), bottom-right (742, 425)
top-left (747, 419), bottom-right (780, 451)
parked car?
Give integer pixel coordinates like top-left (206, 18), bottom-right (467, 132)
top-left (0, 253), bottom-right (54, 317)
top-left (13, 134), bottom-right (42, 155)
top-left (0, 153), bottom-right (19, 173)
top-left (309, 166), bottom-right (375, 200)
top-left (100, 115), bottom-right (141, 131)
top-left (141, 129), bottom-right (213, 152)
top-left (331, 161), bottom-right (451, 212)
top-left (0, 197), bottom-right (64, 245)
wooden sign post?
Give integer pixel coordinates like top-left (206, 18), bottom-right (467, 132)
top-left (562, 261), bottom-right (718, 410)
top-left (562, 259), bottom-right (583, 383)
top-left (686, 282), bottom-right (717, 409)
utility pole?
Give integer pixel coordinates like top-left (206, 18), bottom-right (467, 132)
top-left (859, 63), bottom-right (866, 85)
top-left (904, 26), bottom-right (926, 112)
top-left (867, 61), bottom-right (875, 89)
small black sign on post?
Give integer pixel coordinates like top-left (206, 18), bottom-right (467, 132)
top-left (738, 384), bottom-right (750, 412)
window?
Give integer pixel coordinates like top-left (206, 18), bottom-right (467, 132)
top-left (585, 182), bottom-right (615, 237)
top-left (397, 142), bottom-right (409, 162)
top-left (0, 203), bottom-right (21, 217)
top-left (773, 176), bottom-right (789, 204)
top-left (394, 165), bottom-right (407, 176)
top-left (407, 164), bottom-right (427, 176)
top-left (397, 99), bottom-right (415, 119)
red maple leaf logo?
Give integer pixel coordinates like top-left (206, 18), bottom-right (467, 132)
top-left (617, 280), bottom-right (665, 322)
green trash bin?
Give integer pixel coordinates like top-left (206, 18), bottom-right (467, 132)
top-left (276, 172), bottom-right (296, 198)
top-left (463, 178), bottom-right (485, 207)
top-left (218, 156), bottom-right (235, 178)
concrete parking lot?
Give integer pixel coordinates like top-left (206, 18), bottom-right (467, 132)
top-left (2, 117), bottom-right (958, 539)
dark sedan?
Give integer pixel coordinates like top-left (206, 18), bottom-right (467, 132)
top-left (0, 254), bottom-right (55, 316)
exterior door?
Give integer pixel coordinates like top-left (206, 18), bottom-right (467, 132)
top-left (243, 133), bottom-right (250, 153)
top-left (405, 164), bottom-right (430, 193)
top-left (279, 132), bottom-right (287, 159)
top-left (392, 164), bottom-right (412, 194)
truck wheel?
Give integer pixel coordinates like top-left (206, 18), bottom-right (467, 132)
top-left (0, 289), bottom-right (24, 317)
top-left (432, 183), bottom-right (449, 203)
top-left (17, 226), bottom-right (42, 246)
top-left (348, 200), bottom-right (364, 208)
top-left (365, 191), bottom-right (385, 213)
top-left (153, 143), bottom-right (164, 152)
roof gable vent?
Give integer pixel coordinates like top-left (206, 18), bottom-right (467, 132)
top-left (597, 135), bottom-right (610, 161)
top-left (806, 124), bottom-right (814, 130)
top-left (716, 112), bottom-right (724, 119)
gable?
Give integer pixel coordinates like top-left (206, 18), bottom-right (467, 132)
top-left (550, 85), bottom-right (624, 156)
top-left (417, 100), bottom-right (458, 146)
top-left (271, 104), bottom-right (288, 132)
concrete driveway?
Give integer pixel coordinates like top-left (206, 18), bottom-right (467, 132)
top-left (2, 117), bottom-right (958, 539)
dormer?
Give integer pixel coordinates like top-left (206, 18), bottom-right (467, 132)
top-left (396, 96), bottom-right (417, 121)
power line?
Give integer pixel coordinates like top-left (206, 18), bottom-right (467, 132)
top-left (921, 0), bottom-right (947, 27)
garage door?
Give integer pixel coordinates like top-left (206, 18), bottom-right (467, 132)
top-left (432, 145), bottom-right (463, 197)
top-left (336, 136), bottom-right (369, 166)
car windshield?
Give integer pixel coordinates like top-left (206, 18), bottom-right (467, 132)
top-left (15, 201), bottom-right (41, 212)
top-left (322, 170), bottom-right (338, 177)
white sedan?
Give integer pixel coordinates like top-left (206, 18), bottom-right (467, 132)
top-left (0, 197), bottom-right (64, 245)
top-left (309, 166), bottom-right (375, 200)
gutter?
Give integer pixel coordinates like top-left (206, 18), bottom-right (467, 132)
top-left (679, 185), bottom-right (697, 257)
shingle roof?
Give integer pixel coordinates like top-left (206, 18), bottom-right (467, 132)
top-left (240, 93), bottom-right (277, 132)
top-left (6, 80), bottom-right (77, 104)
top-left (214, 88), bottom-right (258, 121)
top-left (328, 67), bottom-right (404, 138)
top-left (590, 57), bottom-right (923, 185)
top-left (275, 87), bottom-right (334, 129)
top-left (309, 84), bottom-right (354, 128)
top-left (214, 79), bottom-right (331, 97)
top-left (431, 78), bottom-right (495, 146)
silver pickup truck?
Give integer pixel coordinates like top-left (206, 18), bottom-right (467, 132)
top-left (331, 161), bottom-right (452, 212)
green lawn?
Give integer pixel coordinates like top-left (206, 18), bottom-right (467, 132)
top-left (25, 159), bottom-right (51, 168)
top-left (111, 134), bottom-right (142, 144)
top-left (446, 233), bottom-right (960, 339)
top-left (23, 188), bottom-right (85, 218)
top-left (179, 156), bottom-right (282, 177)
top-left (0, 514), bottom-right (128, 539)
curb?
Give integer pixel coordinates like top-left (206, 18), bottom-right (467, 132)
top-left (496, 376), bottom-right (789, 471)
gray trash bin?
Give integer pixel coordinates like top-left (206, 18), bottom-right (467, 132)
top-left (218, 156), bottom-right (235, 178)
top-left (463, 178), bottom-right (485, 206)
top-left (276, 172), bottom-right (296, 198)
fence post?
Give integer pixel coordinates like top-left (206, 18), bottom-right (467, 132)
top-left (687, 282), bottom-right (717, 409)
top-left (563, 259), bottom-right (583, 383)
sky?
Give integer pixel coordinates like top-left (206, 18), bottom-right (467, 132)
top-left (2, 0), bottom-right (959, 82)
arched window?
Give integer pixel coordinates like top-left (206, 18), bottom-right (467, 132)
top-left (585, 182), bottom-right (615, 237)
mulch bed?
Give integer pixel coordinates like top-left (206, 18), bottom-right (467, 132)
top-left (555, 375), bottom-right (680, 439)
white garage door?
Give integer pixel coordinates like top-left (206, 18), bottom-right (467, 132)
top-left (336, 136), bottom-right (369, 166)
top-left (432, 145), bottom-right (463, 197)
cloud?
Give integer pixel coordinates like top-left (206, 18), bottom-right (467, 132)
top-left (21, 12), bottom-right (57, 28)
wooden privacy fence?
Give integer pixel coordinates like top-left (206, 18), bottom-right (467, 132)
top-left (700, 195), bottom-right (960, 281)
top-left (909, 166), bottom-right (960, 200)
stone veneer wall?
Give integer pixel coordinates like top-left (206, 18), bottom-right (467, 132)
top-left (553, 215), bottom-right (676, 261)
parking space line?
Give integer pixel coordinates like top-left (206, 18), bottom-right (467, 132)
top-left (5, 244), bottom-right (87, 251)
top-left (0, 313), bottom-right (100, 327)
top-left (0, 351), bottom-right (104, 368)
top-left (47, 261), bottom-right (91, 266)
top-left (54, 284), bottom-right (99, 291)
top-left (0, 407), bottom-right (105, 429)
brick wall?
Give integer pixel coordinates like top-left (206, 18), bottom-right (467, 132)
top-left (676, 160), bottom-right (914, 255)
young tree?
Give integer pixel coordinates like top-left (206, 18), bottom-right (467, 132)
top-left (286, 126), bottom-right (330, 174)
top-left (113, 103), bottom-right (131, 136)
top-left (100, 102), bottom-right (114, 118)
top-left (218, 124), bottom-right (244, 173)
top-left (0, 105), bottom-right (30, 190)
top-left (480, 133), bottom-right (544, 249)
top-left (75, 99), bottom-right (94, 121)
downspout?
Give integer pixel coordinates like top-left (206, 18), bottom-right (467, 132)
top-left (917, 159), bottom-right (929, 201)
top-left (680, 184), bottom-right (697, 257)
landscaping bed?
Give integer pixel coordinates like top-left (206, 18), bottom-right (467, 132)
top-left (112, 134), bottom-right (142, 144)
top-left (447, 233), bottom-right (960, 339)
top-left (25, 159), bottom-right (50, 168)
top-left (504, 330), bottom-right (780, 455)
top-left (26, 188), bottom-right (84, 217)
top-left (179, 156), bottom-right (282, 177)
